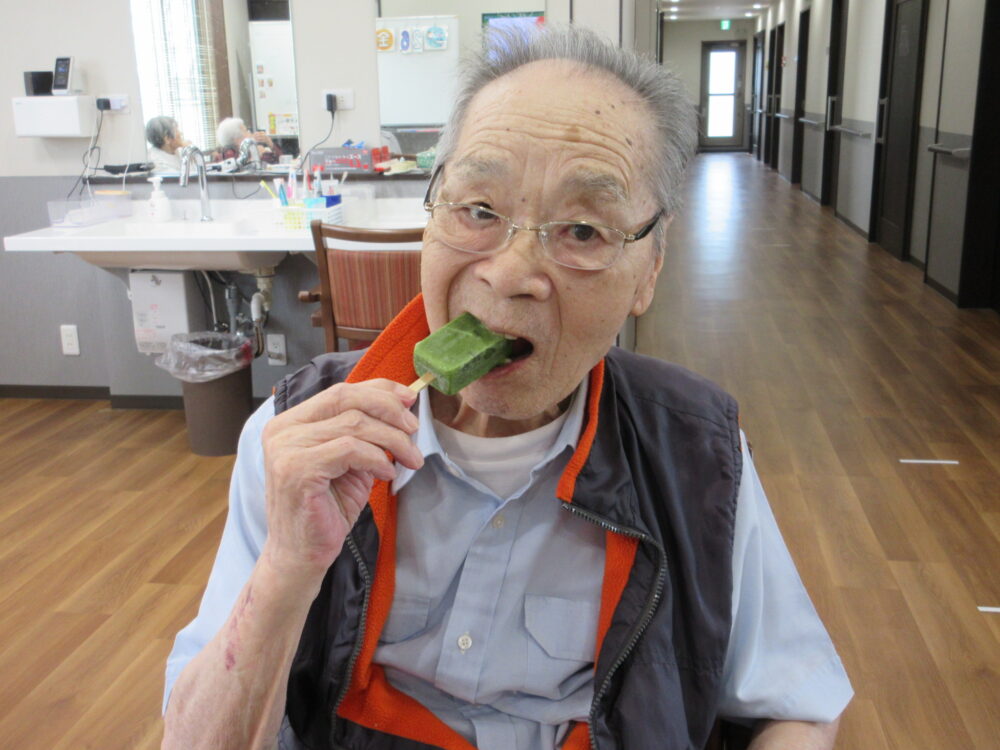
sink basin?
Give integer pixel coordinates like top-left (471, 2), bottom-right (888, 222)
top-left (124, 218), bottom-right (250, 237)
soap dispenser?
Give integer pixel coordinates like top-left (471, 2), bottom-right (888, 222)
top-left (147, 175), bottom-right (172, 222)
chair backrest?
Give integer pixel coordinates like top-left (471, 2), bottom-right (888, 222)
top-left (310, 220), bottom-right (424, 352)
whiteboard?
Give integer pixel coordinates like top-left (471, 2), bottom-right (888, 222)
top-left (376, 15), bottom-right (460, 126)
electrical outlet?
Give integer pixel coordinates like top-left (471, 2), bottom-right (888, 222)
top-left (320, 89), bottom-right (355, 111)
top-left (266, 333), bottom-right (287, 366)
top-left (98, 94), bottom-right (130, 113)
top-left (60, 324), bottom-right (80, 356)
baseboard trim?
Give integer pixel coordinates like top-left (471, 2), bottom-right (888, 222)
top-left (925, 276), bottom-right (959, 305)
top-left (834, 211), bottom-right (869, 239)
top-left (906, 255), bottom-right (926, 271)
top-left (2, 386), bottom-right (267, 411)
top-left (109, 395), bottom-right (183, 410)
top-left (0, 384), bottom-right (110, 400)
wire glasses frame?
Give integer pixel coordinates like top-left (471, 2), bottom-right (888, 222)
top-left (422, 165), bottom-right (662, 271)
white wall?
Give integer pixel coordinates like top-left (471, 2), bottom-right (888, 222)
top-left (222, 0), bottom-right (253, 125)
top-left (937, 0), bottom-right (985, 136)
top-left (572, 0), bottom-right (622, 44)
top-left (804, 0), bottom-right (831, 115)
top-left (840, 0), bottom-right (884, 122)
top-left (289, 0), bottom-right (382, 151)
top-left (0, 0), bottom-right (146, 177)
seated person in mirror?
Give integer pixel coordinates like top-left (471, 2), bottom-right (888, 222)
top-left (145, 116), bottom-right (190, 173)
top-left (214, 117), bottom-right (282, 166)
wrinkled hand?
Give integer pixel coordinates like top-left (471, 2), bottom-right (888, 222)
top-left (260, 379), bottom-right (422, 582)
top-left (253, 131), bottom-right (274, 149)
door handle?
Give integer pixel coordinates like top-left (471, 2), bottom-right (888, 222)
top-left (826, 95), bottom-right (839, 131)
top-left (927, 143), bottom-right (972, 159)
top-left (876, 97), bottom-right (888, 144)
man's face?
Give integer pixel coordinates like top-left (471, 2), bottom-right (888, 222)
top-left (420, 60), bottom-right (664, 434)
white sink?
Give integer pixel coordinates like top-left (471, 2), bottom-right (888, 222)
top-left (124, 218), bottom-right (250, 237)
top-left (4, 197), bottom-right (428, 272)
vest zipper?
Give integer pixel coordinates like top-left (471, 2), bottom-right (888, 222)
top-left (561, 502), bottom-right (668, 750)
top-left (329, 531), bottom-right (373, 737)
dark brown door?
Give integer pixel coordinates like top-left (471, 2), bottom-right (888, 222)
top-left (764, 27), bottom-right (777, 165)
top-left (768, 23), bottom-right (785, 169)
top-left (872, 0), bottom-right (929, 259)
top-left (791, 8), bottom-right (810, 184)
top-left (822, 0), bottom-right (849, 207)
top-left (752, 31), bottom-right (764, 158)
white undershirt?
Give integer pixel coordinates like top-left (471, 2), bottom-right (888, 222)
top-left (432, 408), bottom-right (572, 499)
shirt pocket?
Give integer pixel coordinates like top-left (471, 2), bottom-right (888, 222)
top-left (379, 594), bottom-right (432, 644)
top-left (522, 594), bottom-right (600, 697)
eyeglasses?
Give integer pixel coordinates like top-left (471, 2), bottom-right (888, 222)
top-left (422, 166), bottom-right (662, 271)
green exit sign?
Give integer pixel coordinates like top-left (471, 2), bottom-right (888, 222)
top-left (720, 19), bottom-right (731, 30)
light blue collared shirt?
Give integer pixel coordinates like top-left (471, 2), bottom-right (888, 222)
top-left (164, 383), bottom-right (853, 748)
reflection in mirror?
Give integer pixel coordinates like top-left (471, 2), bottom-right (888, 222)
top-left (130, 0), bottom-right (299, 172)
top-left (376, 1), bottom-right (545, 154)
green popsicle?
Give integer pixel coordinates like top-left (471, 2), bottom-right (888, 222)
top-left (410, 313), bottom-right (514, 395)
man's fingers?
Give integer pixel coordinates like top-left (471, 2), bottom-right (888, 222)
top-left (282, 379), bottom-right (417, 432)
top-left (303, 436), bottom-right (399, 485)
top-left (301, 410), bottom-right (424, 470)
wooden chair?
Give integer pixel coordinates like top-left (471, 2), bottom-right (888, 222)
top-left (306, 219), bottom-right (424, 352)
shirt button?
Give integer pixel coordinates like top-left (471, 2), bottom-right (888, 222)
top-left (457, 633), bottom-right (473, 652)
top-left (491, 514), bottom-right (505, 529)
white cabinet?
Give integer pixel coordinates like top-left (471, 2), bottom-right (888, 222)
top-left (11, 96), bottom-right (97, 137)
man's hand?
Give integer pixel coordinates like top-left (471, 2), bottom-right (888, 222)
top-left (252, 131), bottom-right (275, 149)
top-left (261, 379), bottom-right (422, 583)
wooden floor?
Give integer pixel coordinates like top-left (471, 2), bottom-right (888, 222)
top-left (0, 152), bottom-right (997, 748)
top-left (639, 153), bottom-right (1000, 748)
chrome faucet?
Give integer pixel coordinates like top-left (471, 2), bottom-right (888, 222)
top-left (236, 137), bottom-right (262, 170)
top-left (179, 145), bottom-right (213, 222)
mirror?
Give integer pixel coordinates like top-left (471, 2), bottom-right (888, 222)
top-left (376, 1), bottom-right (546, 154)
top-left (130, 0), bottom-right (300, 173)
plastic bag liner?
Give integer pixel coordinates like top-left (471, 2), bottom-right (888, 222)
top-left (155, 332), bottom-right (254, 383)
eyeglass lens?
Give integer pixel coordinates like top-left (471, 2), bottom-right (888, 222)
top-left (431, 204), bottom-right (624, 270)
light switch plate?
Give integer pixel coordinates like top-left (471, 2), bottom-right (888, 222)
top-left (266, 333), bottom-right (287, 366)
top-left (60, 324), bottom-right (80, 356)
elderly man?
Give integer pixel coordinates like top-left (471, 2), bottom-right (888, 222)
top-left (215, 116), bottom-right (282, 165)
top-left (162, 26), bottom-right (851, 750)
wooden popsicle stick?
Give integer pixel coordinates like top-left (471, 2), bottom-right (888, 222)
top-left (408, 371), bottom-right (436, 392)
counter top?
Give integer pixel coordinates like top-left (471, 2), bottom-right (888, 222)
top-left (3, 198), bottom-right (427, 271)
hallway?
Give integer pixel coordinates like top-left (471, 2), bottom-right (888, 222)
top-left (639, 152), bottom-right (1000, 747)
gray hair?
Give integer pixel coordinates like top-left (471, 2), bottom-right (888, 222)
top-left (435, 24), bottom-right (698, 254)
top-left (216, 117), bottom-right (246, 149)
top-left (145, 116), bottom-right (178, 149)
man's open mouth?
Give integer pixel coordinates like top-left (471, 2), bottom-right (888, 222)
top-left (504, 335), bottom-right (534, 362)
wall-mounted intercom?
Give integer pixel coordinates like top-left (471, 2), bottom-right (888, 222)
top-left (51, 57), bottom-right (81, 95)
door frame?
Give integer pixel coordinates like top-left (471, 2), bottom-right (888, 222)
top-left (791, 8), bottom-right (811, 184)
top-left (768, 23), bottom-right (785, 169)
top-left (752, 30), bottom-right (765, 158)
top-left (764, 26), bottom-right (777, 165)
top-left (822, 0), bottom-right (849, 206)
top-left (698, 40), bottom-right (748, 151)
top-left (869, 0), bottom-right (930, 258)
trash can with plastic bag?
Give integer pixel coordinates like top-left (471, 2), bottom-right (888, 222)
top-left (156, 332), bottom-right (254, 456)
